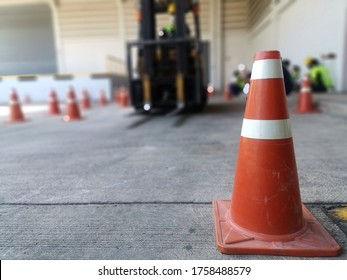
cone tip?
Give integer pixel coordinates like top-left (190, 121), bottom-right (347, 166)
top-left (9, 91), bottom-right (18, 100)
top-left (254, 50), bottom-right (281, 61)
top-left (67, 90), bottom-right (76, 99)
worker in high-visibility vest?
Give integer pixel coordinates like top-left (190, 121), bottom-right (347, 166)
top-left (158, 2), bottom-right (190, 39)
top-left (305, 57), bottom-right (333, 92)
top-left (229, 70), bottom-right (245, 96)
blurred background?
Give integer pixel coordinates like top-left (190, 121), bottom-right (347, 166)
top-left (0, 0), bottom-right (346, 103)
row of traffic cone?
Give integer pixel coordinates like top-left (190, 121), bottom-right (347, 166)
top-left (4, 87), bottom-right (130, 124)
top-left (51, 88), bottom-right (109, 116)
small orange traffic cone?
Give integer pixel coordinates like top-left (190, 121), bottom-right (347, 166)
top-left (118, 87), bottom-right (129, 107)
top-left (223, 84), bottom-right (232, 101)
top-left (98, 90), bottom-right (108, 106)
top-left (48, 90), bottom-right (61, 115)
top-left (63, 87), bottom-right (83, 122)
top-left (213, 50), bottom-right (341, 256)
top-left (80, 90), bottom-right (92, 109)
top-left (7, 89), bottom-right (26, 123)
top-left (114, 88), bottom-right (120, 104)
top-left (294, 76), bottom-right (320, 113)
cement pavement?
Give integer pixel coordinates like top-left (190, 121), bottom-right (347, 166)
top-left (0, 93), bottom-right (346, 259)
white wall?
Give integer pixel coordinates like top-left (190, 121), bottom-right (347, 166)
top-left (56, 0), bottom-right (125, 74)
top-left (0, 2), bottom-right (57, 75)
top-left (0, 0), bottom-right (126, 75)
top-left (247, 0), bottom-right (347, 91)
top-left (61, 38), bottom-right (125, 73)
top-left (223, 30), bottom-right (249, 86)
top-left (248, 18), bottom-right (276, 65)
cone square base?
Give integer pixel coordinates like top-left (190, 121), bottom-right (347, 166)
top-left (213, 200), bottom-right (341, 257)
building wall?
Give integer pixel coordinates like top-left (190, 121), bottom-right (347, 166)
top-left (56, 0), bottom-right (124, 74)
top-left (222, 0), bottom-right (249, 88)
top-left (0, 2), bottom-right (57, 75)
top-left (246, 0), bottom-right (347, 91)
top-left (1, 0), bottom-right (347, 92)
top-left (57, 0), bottom-right (214, 76)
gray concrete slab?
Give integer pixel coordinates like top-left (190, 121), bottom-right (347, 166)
top-left (315, 92), bottom-right (347, 118)
top-left (0, 95), bottom-right (346, 259)
top-left (0, 204), bottom-right (345, 260)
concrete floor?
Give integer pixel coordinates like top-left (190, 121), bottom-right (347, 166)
top-left (0, 93), bottom-right (346, 259)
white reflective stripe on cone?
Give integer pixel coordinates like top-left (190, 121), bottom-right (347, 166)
top-left (241, 119), bottom-right (292, 139)
top-left (301, 87), bottom-right (311, 93)
top-left (67, 98), bottom-right (76, 104)
top-left (9, 100), bottom-right (19, 105)
top-left (251, 59), bottom-right (284, 80)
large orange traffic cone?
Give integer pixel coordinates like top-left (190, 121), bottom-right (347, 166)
top-left (294, 76), bottom-right (320, 113)
top-left (98, 90), bottom-right (108, 106)
top-left (7, 89), bottom-right (26, 123)
top-left (48, 90), bottom-right (61, 115)
top-left (80, 89), bottom-right (92, 109)
top-left (63, 87), bottom-right (83, 122)
top-left (213, 50), bottom-right (341, 256)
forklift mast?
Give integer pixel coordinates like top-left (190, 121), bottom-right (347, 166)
top-left (126, 0), bottom-right (207, 112)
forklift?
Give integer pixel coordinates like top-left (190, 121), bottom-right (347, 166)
top-left (126, 0), bottom-right (208, 112)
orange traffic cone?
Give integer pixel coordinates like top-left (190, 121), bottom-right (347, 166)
top-left (80, 90), bottom-right (92, 109)
top-left (114, 88), bottom-right (120, 104)
top-left (48, 90), bottom-right (61, 115)
top-left (98, 90), bottom-right (108, 106)
top-left (294, 76), bottom-right (320, 113)
top-left (118, 87), bottom-right (129, 107)
top-left (223, 84), bottom-right (232, 101)
top-left (213, 50), bottom-right (341, 256)
top-left (7, 89), bottom-right (26, 123)
top-left (63, 87), bottom-right (83, 122)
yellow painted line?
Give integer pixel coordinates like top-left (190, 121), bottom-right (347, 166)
top-left (330, 205), bottom-right (347, 220)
